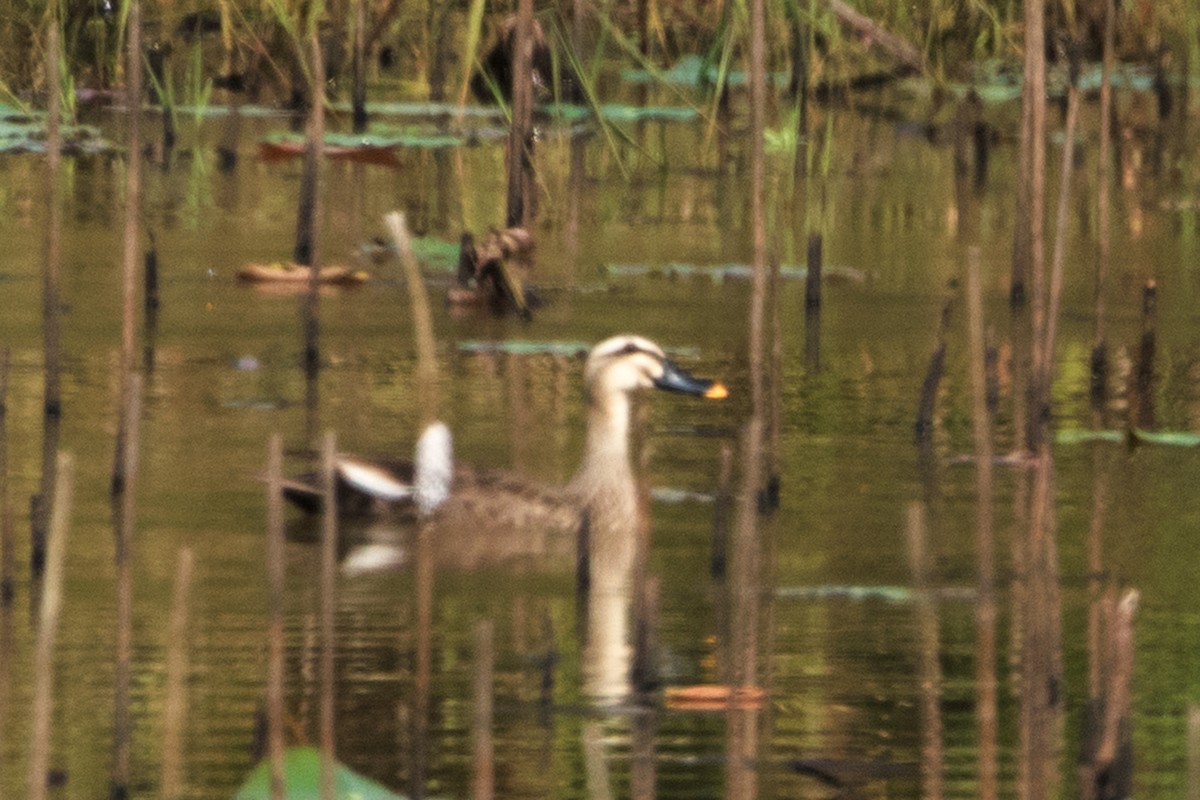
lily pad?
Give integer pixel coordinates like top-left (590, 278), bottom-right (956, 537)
top-left (457, 340), bottom-right (590, 357)
top-left (603, 262), bottom-right (868, 284)
top-left (1055, 429), bottom-right (1200, 447)
top-left (776, 585), bottom-right (914, 603)
top-left (233, 747), bottom-right (405, 800)
top-left (620, 54), bottom-right (788, 88)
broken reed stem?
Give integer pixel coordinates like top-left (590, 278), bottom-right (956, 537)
top-left (384, 211), bottom-right (440, 423)
top-left (472, 620), bottom-right (495, 800)
top-left (966, 247), bottom-right (998, 800)
top-left (319, 431), bottom-right (338, 800)
top-left (266, 433), bottom-right (287, 800)
top-left (160, 547), bottom-right (195, 800)
top-left (26, 452), bottom-right (73, 800)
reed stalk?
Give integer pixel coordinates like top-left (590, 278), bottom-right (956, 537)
top-left (26, 452), bottom-right (73, 800)
top-left (966, 247), bottom-right (997, 800)
top-left (299, 12), bottom-right (327, 389)
top-left (384, 212), bottom-right (440, 424)
top-left (905, 501), bottom-right (943, 800)
top-left (160, 547), bottom-right (195, 800)
top-left (36, 1), bottom-right (65, 575)
top-left (319, 430), bottom-right (338, 800)
top-left (1037, 83), bottom-right (1081, 434)
top-left (0, 347), bottom-right (11, 604)
top-left (1092, 0), bottom-right (1116, 407)
top-left (351, 0), bottom-right (367, 132)
top-left (265, 433), bottom-right (287, 800)
top-left (112, 372), bottom-right (143, 800)
top-left (1021, 0), bottom-right (1047, 449)
top-left (506, 0), bottom-right (535, 228)
top-left (471, 620), bottom-right (494, 800)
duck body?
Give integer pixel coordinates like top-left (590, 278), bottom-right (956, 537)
top-left (284, 335), bottom-right (726, 573)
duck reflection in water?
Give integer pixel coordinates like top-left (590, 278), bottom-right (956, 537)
top-left (284, 335), bottom-right (728, 699)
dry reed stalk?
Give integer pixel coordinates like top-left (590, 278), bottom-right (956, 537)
top-left (966, 247), bottom-right (997, 800)
top-left (725, 418), bottom-right (763, 800)
top-left (352, 0), bottom-right (367, 132)
top-left (472, 620), bottom-right (495, 800)
top-left (411, 523), bottom-right (433, 800)
top-left (711, 443), bottom-right (733, 579)
top-left (1092, 0), bottom-right (1116, 403)
top-left (905, 502), bottom-right (943, 800)
top-left (319, 431), bottom-right (338, 800)
top-left (26, 452), bottom-right (73, 800)
top-left (1038, 84), bottom-right (1081, 430)
top-left (160, 547), bottom-right (195, 799)
top-left (111, 0), bottom-right (143, 506)
top-left (265, 433), bottom-right (287, 800)
top-left (1189, 705), bottom-right (1200, 800)
top-left (0, 347), bottom-right (11, 604)
top-left (300, 17), bottom-right (327, 390)
top-left (112, 372), bottom-right (143, 799)
top-left (746, 0), bottom-right (768, 433)
top-left (506, 0), bottom-right (536, 227)
top-left (36, 4), bottom-right (65, 575)
top-left (805, 232), bottom-right (822, 372)
top-left (384, 212), bottom-right (440, 423)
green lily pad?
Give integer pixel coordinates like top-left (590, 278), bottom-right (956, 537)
top-left (1055, 429), bottom-right (1200, 447)
top-left (233, 747), bottom-right (405, 800)
top-left (776, 585), bottom-right (914, 603)
top-left (457, 340), bottom-right (590, 357)
top-left (603, 262), bottom-right (867, 284)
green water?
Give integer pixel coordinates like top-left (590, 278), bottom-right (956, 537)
top-left (0, 87), bottom-right (1199, 799)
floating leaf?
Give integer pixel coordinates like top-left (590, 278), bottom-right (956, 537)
top-left (1056, 429), bottom-right (1200, 447)
top-left (1134, 430), bottom-right (1200, 447)
top-left (603, 262), bottom-right (867, 284)
top-left (457, 340), bottom-right (590, 357)
top-left (776, 585), bottom-right (914, 603)
top-left (1055, 429), bottom-right (1125, 445)
top-left (233, 747), bottom-right (405, 800)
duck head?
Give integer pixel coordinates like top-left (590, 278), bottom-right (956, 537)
top-left (584, 335), bottom-right (728, 401)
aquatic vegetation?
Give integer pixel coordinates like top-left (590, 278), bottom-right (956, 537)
top-left (0, 113), bottom-right (110, 154)
top-left (234, 746), bottom-right (403, 800)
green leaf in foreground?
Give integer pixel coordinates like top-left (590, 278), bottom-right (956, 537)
top-left (233, 747), bottom-right (405, 800)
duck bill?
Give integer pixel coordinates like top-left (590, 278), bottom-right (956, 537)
top-left (654, 359), bottom-right (728, 399)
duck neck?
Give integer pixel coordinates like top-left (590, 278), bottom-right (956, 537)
top-left (573, 389), bottom-right (634, 492)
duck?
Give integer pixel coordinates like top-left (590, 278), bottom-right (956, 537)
top-left (283, 335), bottom-right (727, 573)
top-left (446, 227), bottom-right (537, 318)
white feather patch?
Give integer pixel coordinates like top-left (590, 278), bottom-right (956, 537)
top-left (415, 421), bottom-right (453, 516)
top-left (337, 458), bottom-right (414, 501)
